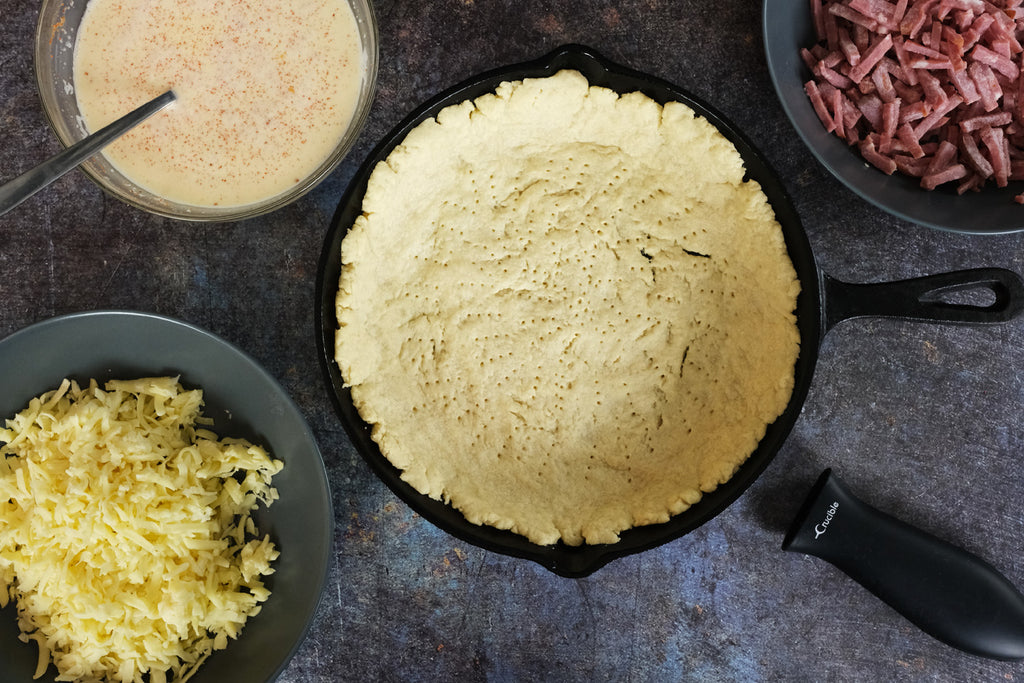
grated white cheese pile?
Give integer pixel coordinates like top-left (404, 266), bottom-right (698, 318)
top-left (0, 377), bottom-right (283, 683)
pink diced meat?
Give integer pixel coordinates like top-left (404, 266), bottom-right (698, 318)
top-left (804, 0), bottom-right (1024, 199)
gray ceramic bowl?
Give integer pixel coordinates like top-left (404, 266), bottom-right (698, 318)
top-left (0, 311), bottom-right (331, 683)
top-left (763, 0), bottom-right (1024, 234)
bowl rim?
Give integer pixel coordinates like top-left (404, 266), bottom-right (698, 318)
top-left (32, 0), bottom-right (380, 222)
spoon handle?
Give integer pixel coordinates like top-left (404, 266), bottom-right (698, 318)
top-left (0, 90), bottom-right (175, 217)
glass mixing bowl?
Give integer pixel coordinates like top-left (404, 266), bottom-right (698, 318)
top-left (33, 0), bottom-right (379, 221)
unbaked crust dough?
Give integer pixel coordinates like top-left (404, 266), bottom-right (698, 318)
top-left (336, 69), bottom-right (800, 546)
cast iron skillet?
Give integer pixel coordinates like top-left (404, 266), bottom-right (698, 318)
top-left (315, 44), bottom-right (1024, 578)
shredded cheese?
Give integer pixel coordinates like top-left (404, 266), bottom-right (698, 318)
top-left (0, 377), bottom-right (283, 683)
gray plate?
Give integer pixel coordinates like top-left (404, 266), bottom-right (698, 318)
top-left (763, 0), bottom-right (1024, 234)
top-left (0, 310), bottom-right (331, 683)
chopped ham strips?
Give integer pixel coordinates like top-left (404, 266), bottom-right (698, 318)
top-left (806, 80), bottom-right (836, 131)
top-left (922, 163), bottom-right (968, 188)
top-left (804, 0), bottom-right (1024, 199)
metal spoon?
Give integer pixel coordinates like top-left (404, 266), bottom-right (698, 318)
top-left (0, 90), bottom-right (176, 216)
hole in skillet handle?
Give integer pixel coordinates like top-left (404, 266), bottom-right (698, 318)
top-left (820, 267), bottom-right (1024, 334)
top-left (315, 43), bottom-right (819, 579)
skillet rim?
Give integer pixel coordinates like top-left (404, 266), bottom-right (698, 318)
top-left (315, 43), bottom-right (822, 577)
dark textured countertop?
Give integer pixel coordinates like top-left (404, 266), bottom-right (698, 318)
top-left (3, 0), bottom-right (1024, 680)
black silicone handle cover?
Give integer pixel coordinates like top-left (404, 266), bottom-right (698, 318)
top-left (783, 469), bottom-right (1024, 660)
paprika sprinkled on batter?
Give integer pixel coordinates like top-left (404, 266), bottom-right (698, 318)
top-left (73, 0), bottom-right (363, 208)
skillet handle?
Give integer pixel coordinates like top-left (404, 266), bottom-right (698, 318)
top-left (822, 267), bottom-right (1024, 333)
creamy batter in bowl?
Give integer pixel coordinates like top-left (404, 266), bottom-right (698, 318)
top-left (34, 0), bottom-right (378, 221)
